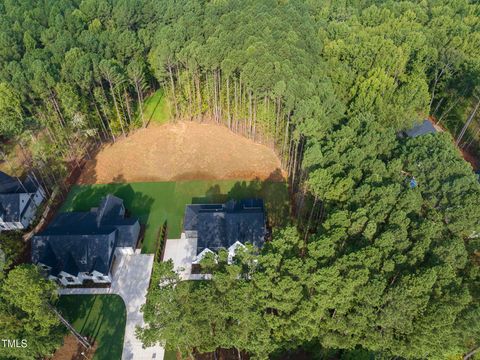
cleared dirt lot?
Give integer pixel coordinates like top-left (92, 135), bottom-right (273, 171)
top-left (79, 121), bottom-right (285, 184)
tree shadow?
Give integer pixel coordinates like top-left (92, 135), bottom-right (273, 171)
top-left (62, 183), bottom-right (154, 230)
top-left (145, 92), bottom-right (164, 127)
top-left (73, 144), bottom-right (105, 186)
top-left (90, 295), bottom-right (126, 360)
top-left (191, 168), bottom-right (290, 228)
top-left (55, 295), bottom-right (95, 332)
top-left (111, 173), bottom-right (127, 183)
top-left (57, 295), bottom-right (126, 360)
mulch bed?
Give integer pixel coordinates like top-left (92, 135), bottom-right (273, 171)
top-left (49, 334), bottom-right (97, 360)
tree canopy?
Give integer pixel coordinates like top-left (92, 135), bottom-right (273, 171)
top-left (0, 265), bottom-right (62, 360)
top-left (0, 0), bottom-right (479, 359)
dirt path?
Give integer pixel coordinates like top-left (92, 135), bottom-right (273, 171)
top-left (79, 121), bottom-right (285, 184)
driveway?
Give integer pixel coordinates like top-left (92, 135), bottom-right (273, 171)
top-left (163, 235), bottom-right (202, 280)
top-left (59, 253), bottom-right (165, 360)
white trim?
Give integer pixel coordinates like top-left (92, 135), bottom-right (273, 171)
top-left (192, 248), bottom-right (216, 264)
top-left (227, 241), bottom-right (246, 264)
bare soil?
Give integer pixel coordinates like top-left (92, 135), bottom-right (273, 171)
top-left (461, 148), bottom-right (480, 171)
top-left (49, 335), bottom-right (97, 360)
top-left (79, 121), bottom-right (285, 184)
top-left (0, 143), bottom-right (27, 176)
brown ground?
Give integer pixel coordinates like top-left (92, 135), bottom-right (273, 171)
top-left (79, 121), bottom-right (285, 184)
top-left (49, 335), bottom-right (97, 360)
top-left (0, 143), bottom-right (28, 176)
top-left (461, 148), bottom-right (480, 171)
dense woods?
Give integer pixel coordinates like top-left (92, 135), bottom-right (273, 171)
top-left (0, 264), bottom-right (62, 359)
top-left (1, 0), bottom-right (480, 183)
top-left (0, 0), bottom-right (479, 359)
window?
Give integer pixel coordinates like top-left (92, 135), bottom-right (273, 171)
top-left (66, 277), bottom-right (75, 283)
top-left (96, 276), bottom-right (105, 281)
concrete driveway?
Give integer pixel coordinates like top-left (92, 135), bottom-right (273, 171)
top-left (59, 252), bottom-right (165, 360)
top-left (163, 235), bottom-right (198, 280)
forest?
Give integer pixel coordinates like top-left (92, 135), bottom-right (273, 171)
top-left (0, 0), bottom-right (479, 359)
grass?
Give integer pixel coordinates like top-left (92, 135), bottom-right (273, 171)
top-left (143, 89), bottom-right (170, 125)
top-left (164, 348), bottom-right (178, 360)
top-left (56, 295), bottom-right (126, 360)
top-left (61, 179), bottom-right (290, 253)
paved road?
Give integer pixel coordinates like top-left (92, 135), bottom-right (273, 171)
top-left (59, 253), bottom-right (165, 360)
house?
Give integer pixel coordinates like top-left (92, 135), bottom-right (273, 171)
top-left (31, 195), bottom-right (140, 287)
top-left (404, 119), bottom-right (441, 138)
top-left (183, 199), bottom-right (267, 265)
top-left (0, 171), bottom-right (45, 231)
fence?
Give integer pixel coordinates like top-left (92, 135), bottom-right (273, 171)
top-left (154, 220), bottom-right (168, 262)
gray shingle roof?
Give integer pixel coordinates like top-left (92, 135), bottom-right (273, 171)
top-left (0, 172), bottom-right (41, 223)
top-left (184, 199), bottom-right (266, 255)
top-left (405, 120), bottom-right (438, 137)
top-left (31, 195), bottom-right (140, 277)
top-left (32, 231), bottom-right (117, 276)
top-left (0, 193), bottom-right (21, 222)
top-left (0, 171), bottom-right (39, 194)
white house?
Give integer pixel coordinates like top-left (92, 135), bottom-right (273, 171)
top-left (0, 171), bottom-right (45, 231)
top-left (184, 199), bottom-right (266, 267)
top-left (31, 195), bottom-right (140, 287)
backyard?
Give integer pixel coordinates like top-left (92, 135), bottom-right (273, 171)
top-left (61, 179), bottom-right (290, 253)
top-left (78, 120), bottom-right (285, 184)
top-left (55, 295), bottom-right (126, 360)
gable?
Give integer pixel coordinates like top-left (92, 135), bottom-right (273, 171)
top-left (32, 231), bottom-right (117, 276)
top-left (185, 199), bottom-right (266, 255)
top-left (31, 194), bottom-right (139, 277)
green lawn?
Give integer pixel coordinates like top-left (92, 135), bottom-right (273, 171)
top-left (61, 179), bottom-right (290, 253)
top-left (164, 348), bottom-right (177, 360)
top-left (143, 89), bottom-right (170, 125)
top-left (56, 295), bottom-right (126, 360)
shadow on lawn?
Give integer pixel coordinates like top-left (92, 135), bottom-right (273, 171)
top-left (56, 295), bottom-right (126, 360)
top-left (88, 296), bottom-right (126, 360)
top-left (191, 168), bottom-right (290, 228)
top-left (64, 183), bottom-right (155, 237)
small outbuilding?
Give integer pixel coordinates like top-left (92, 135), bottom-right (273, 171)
top-left (404, 119), bottom-right (440, 138)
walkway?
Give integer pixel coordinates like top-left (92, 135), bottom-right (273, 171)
top-left (59, 253), bottom-right (165, 360)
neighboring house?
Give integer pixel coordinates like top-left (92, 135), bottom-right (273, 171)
top-left (0, 171), bottom-right (45, 231)
top-left (404, 119), bottom-right (441, 138)
top-left (31, 195), bottom-right (140, 287)
top-left (183, 199), bottom-right (267, 265)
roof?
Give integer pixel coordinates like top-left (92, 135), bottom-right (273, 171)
top-left (0, 172), bottom-right (41, 223)
top-left (0, 194), bottom-right (21, 222)
top-left (0, 171), bottom-right (39, 194)
top-left (31, 195), bottom-right (140, 277)
top-left (405, 120), bottom-right (438, 138)
top-left (184, 199), bottom-right (266, 255)
top-left (32, 231), bottom-right (117, 276)
top-left (96, 194), bottom-right (125, 226)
